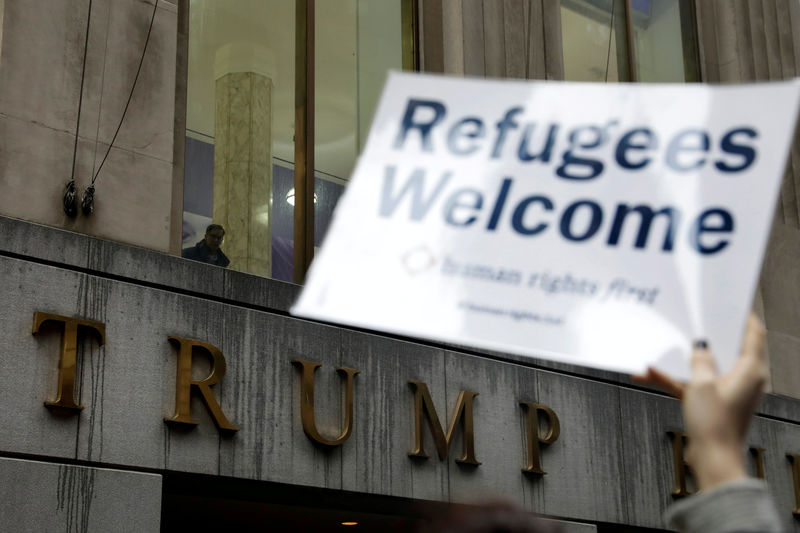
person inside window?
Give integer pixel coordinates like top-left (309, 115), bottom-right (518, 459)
top-left (182, 223), bottom-right (230, 267)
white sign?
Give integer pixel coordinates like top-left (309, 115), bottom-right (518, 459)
top-left (292, 72), bottom-right (800, 380)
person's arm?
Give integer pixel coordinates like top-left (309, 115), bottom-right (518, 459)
top-left (635, 315), bottom-right (785, 533)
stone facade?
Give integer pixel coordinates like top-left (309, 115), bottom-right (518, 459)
top-left (0, 457), bottom-right (162, 533)
top-left (2, 214), bottom-right (800, 531)
top-left (2, 0), bottom-right (800, 531)
top-left (0, 0), bottom-right (177, 252)
top-left (694, 0), bottom-right (800, 398)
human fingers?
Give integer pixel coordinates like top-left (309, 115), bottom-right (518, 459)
top-left (632, 368), bottom-right (686, 399)
top-left (740, 314), bottom-right (766, 365)
top-left (727, 314), bottom-right (768, 394)
top-left (690, 339), bottom-right (718, 383)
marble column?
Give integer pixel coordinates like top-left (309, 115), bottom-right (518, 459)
top-left (213, 45), bottom-right (274, 277)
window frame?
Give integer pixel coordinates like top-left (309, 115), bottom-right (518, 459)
top-left (174, 0), bottom-right (419, 283)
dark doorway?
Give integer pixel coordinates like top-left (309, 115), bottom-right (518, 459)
top-left (160, 472), bottom-right (428, 532)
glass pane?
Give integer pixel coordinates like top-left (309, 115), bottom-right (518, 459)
top-left (631, 0), bottom-right (699, 82)
top-left (561, 0), bottom-right (630, 82)
top-left (311, 0), bottom-right (404, 247)
top-left (183, 0), bottom-right (295, 280)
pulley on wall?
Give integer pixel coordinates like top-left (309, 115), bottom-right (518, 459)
top-left (63, 180), bottom-right (78, 217)
top-left (81, 185), bottom-right (95, 216)
top-left (63, 0), bottom-right (158, 218)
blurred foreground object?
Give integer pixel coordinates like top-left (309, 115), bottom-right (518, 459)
top-left (294, 73), bottom-right (800, 381)
top-left (636, 315), bottom-right (785, 532)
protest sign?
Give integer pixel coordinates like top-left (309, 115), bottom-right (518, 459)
top-left (292, 72), bottom-right (800, 380)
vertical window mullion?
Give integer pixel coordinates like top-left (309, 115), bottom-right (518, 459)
top-left (294, 0), bottom-right (316, 284)
top-left (624, 0), bottom-right (638, 82)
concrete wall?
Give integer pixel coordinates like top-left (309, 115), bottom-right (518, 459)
top-left (418, 0), bottom-right (800, 401)
top-left (419, 0), bottom-right (564, 79)
top-left (2, 215), bottom-right (800, 531)
top-left (0, 457), bottom-right (162, 533)
top-left (695, 0), bottom-right (800, 398)
top-left (0, 0), bottom-right (178, 252)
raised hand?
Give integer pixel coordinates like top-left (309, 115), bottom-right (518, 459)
top-left (634, 314), bottom-right (767, 490)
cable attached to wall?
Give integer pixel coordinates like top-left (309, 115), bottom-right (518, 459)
top-left (63, 0), bottom-right (93, 217)
top-left (63, 0), bottom-right (158, 217)
top-left (82, 0), bottom-right (158, 216)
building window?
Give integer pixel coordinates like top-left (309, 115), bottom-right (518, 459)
top-left (181, 1), bottom-right (414, 281)
top-left (561, 0), bottom-right (699, 83)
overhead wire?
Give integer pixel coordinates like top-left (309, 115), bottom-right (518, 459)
top-left (79, 0), bottom-right (158, 215)
top-left (63, 0), bottom-right (94, 216)
top-left (90, 0), bottom-right (159, 187)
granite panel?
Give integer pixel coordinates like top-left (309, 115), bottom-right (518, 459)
top-left (223, 268), bottom-right (300, 312)
top-left (92, 0), bottom-right (177, 163)
top-left (0, 213), bottom-right (89, 268)
top-left (767, 329), bottom-right (800, 399)
top-left (761, 221), bottom-right (800, 340)
top-left (0, 112), bottom-right (172, 252)
top-left (76, 281), bottom-right (212, 470)
top-left (482, 0), bottom-right (506, 78)
top-left (75, 143), bottom-right (173, 252)
top-left (158, 291), bottom-right (228, 475)
top-left (535, 371), bottom-right (626, 524)
top-left (618, 387), bottom-right (685, 529)
top-left (0, 115), bottom-right (82, 230)
top-left (3, 213), bottom-right (800, 422)
top-left (0, 457), bottom-right (162, 533)
top-left (0, 257), bottom-right (84, 458)
top-left (502, 0), bottom-right (527, 79)
top-left (87, 233), bottom-right (225, 297)
top-left (0, 0), bottom-right (86, 132)
top-left (441, 0), bottom-right (465, 75)
top-left (340, 329), bottom-right (449, 501)
top-left (0, 0), bottom-right (177, 251)
top-left (3, 228), bottom-right (800, 528)
top-left (747, 416), bottom-right (800, 532)
top-left (217, 310), bottom-right (348, 490)
top-left (73, 0), bottom-right (112, 151)
top-left (444, 351), bottom-right (534, 507)
top-left (461, 0), bottom-right (486, 77)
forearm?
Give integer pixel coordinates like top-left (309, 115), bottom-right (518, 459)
top-left (686, 442), bottom-right (747, 491)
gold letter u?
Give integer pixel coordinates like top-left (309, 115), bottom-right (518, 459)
top-left (292, 360), bottom-right (360, 447)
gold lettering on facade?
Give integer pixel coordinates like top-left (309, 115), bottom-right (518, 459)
top-left (32, 312), bottom-right (105, 414)
top-left (749, 447), bottom-right (766, 480)
top-left (520, 402), bottom-right (560, 474)
top-left (667, 430), bottom-right (692, 497)
top-left (787, 453), bottom-right (800, 516)
top-left (291, 360), bottom-right (360, 447)
top-left (164, 336), bottom-right (238, 433)
top-left (407, 381), bottom-right (480, 465)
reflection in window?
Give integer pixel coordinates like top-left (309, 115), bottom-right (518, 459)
top-left (630, 0), bottom-right (699, 82)
top-left (315, 1), bottom-right (403, 183)
top-left (561, 0), bottom-right (698, 83)
top-left (183, 1), bottom-right (406, 281)
top-left (184, 0), bottom-right (295, 280)
top-left (561, 0), bottom-right (629, 82)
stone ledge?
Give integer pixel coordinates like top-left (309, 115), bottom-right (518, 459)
top-left (2, 213), bottom-right (798, 421)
